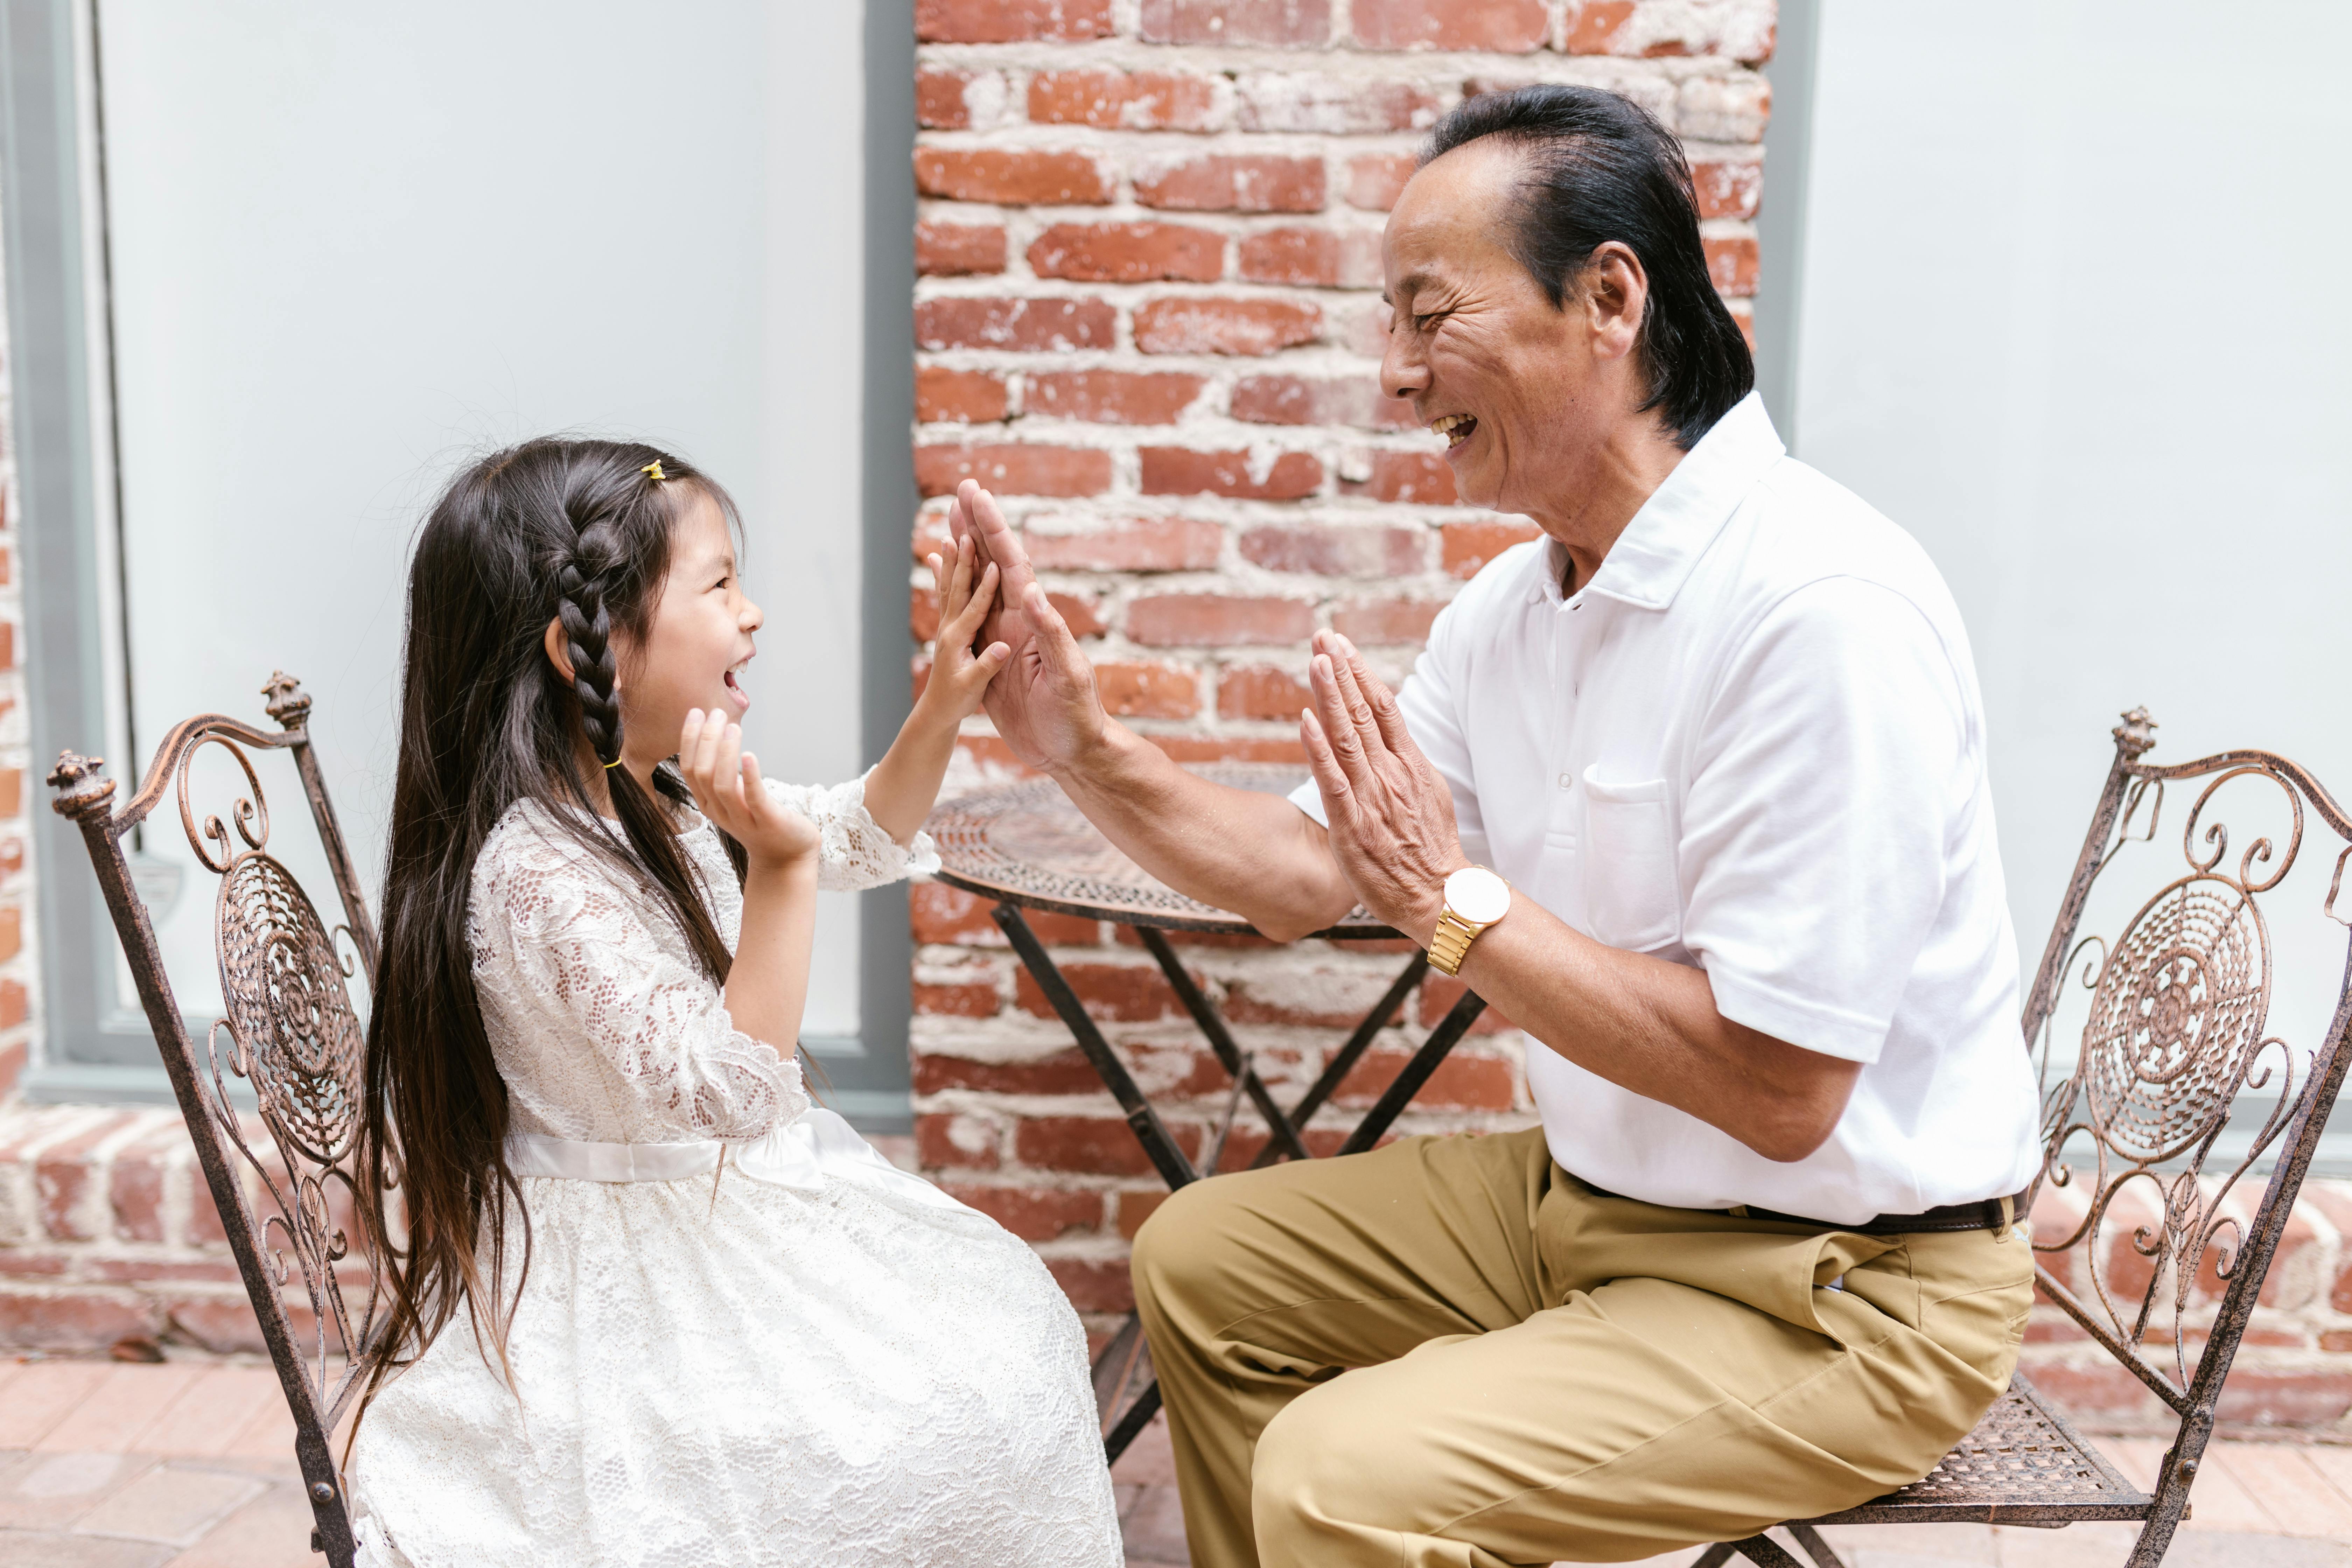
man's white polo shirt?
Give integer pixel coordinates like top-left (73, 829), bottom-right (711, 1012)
top-left (1291, 391), bottom-right (2043, 1223)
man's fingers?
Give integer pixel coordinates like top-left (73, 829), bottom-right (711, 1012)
top-left (1308, 654), bottom-right (1377, 790)
top-left (1299, 708), bottom-right (1354, 817)
top-left (1335, 634), bottom-right (1415, 756)
top-left (1022, 581), bottom-right (1086, 678)
top-left (960, 481), bottom-right (1036, 600)
top-left (1322, 638), bottom-right (1384, 754)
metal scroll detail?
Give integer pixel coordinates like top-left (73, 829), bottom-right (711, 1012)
top-left (2078, 875), bottom-right (2269, 1166)
top-left (186, 735), bottom-right (378, 1419)
top-left (2030, 755), bottom-right (2332, 1405)
top-left (216, 854), bottom-right (366, 1164)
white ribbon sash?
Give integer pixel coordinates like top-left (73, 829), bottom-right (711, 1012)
top-left (505, 1134), bottom-right (720, 1183)
top-left (505, 1107), bottom-right (965, 1214)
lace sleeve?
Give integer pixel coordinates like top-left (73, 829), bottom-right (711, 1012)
top-left (472, 819), bottom-right (809, 1142)
top-left (764, 769), bottom-right (941, 892)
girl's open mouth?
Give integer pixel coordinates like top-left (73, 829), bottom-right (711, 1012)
top-left (723, 668), bottom-right (749, 711)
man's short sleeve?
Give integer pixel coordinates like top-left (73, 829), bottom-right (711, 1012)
top-left (1287, 601), bottom-right (1487, 864)
top-left (1680, 578), bottom-right (1971, 1064)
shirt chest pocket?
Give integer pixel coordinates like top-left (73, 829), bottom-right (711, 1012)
top-left (1577, 767), bottom-right (1682, 953)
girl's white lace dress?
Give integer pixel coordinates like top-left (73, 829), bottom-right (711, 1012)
top-left (349, 776), bottom-right (1122, 1568)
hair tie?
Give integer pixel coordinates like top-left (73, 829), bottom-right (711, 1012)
top-left (641, 460), bottom-right (666, 481)
top-left (603, 757), bottom-right (624, 769)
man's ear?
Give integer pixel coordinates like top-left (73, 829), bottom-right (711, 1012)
top-left (1582, 242), bottom-right (1648, 364)
top-left (543, 617), bottom-right (576, 682)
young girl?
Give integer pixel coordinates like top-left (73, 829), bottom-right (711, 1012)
top-left (348, 438), bottom-right (1122, 1566)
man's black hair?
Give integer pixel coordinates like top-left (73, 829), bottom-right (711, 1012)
top-left (1422, 84), bottom-right (1754, 450)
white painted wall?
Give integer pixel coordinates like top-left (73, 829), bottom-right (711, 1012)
top-left (1790, 1), bottom-right (2352, 1061)
top-left (94, 2), bottom-right (870, 1031)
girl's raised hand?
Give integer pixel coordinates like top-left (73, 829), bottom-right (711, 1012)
top-left (922, 533), bottom-right (1013, 723)
top-left (677, 708), bottom-right (819, 871)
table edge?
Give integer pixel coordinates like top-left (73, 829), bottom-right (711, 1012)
top-left (928, 868), bottom-right (1401, 942)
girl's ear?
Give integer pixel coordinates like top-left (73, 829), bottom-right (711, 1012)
top-left (542, 617), bottom-right (576, 682)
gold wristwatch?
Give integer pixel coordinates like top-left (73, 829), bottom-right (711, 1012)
top-left (1427, 866), bottom-right (1512, 977)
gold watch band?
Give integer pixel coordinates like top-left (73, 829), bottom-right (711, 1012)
top-left (1427, 909), bottom-right (1484, 977)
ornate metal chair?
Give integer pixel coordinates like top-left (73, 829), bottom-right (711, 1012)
top-left (47, 673), bottom-right (383, 1568)
top-left (1706, 709), bottom-right (2352, 1568)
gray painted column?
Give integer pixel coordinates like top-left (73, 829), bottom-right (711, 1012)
top-left (1752, 0), bottom-right (1820, 453)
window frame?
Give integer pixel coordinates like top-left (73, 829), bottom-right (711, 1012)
top-left (1, 0), bottom-right (920, 1130)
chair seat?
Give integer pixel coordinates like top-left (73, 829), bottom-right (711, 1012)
top-left (1806, 1373), bottom-right (2152, 1526)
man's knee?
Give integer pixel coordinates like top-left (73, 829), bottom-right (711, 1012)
top-left (1129, 1173), bottom-right (1245, 1326)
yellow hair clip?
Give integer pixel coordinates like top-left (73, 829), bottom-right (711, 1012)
top-left (641, 460), bottom-right (666, 482)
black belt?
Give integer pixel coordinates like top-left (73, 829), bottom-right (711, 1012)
top-left (1582, 1181), bottom-right (2028, 1238)
top-left (1731, 1190), bottom-right (2027, 1238)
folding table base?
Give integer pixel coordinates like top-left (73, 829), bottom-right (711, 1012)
top-left (988, 904), bottom-right (1489, 1462)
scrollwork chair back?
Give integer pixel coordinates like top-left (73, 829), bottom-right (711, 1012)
top-left (2010, 709), bottom-right (2352, 1562)
top-left (47, 673), bottom-right (383, 1568)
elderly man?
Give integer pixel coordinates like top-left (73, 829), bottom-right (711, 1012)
top-left (946, 84), bottom-right (2042, 1568)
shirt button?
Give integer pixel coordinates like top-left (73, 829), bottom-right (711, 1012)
top-left (1558, 772), bottom-right (1572, 790)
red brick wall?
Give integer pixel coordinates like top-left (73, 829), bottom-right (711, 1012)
top-left (907, 0), bottom-right (1773, 1331)
top-left (0, 1106), bottom-right (353, 1355)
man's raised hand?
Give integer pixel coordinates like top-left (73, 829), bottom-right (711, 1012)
top-left (945, 479), bottom-right (1034, 663)
top-left (1299, 631), bottom-right (1466, 945)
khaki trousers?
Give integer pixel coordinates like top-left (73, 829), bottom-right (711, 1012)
top-left (1129, 1126), bottom-right (2032, 1568)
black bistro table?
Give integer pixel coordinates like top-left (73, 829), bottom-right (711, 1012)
top-left (927, 763), bottom-right (1490, 1459)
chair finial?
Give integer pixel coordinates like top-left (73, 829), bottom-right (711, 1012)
top-left (262, 671), bottom-right (312, 730)
top-left (47, 750), bottom-right (117, 822)
top-left (2113, 707), bottom-right (2158, 760)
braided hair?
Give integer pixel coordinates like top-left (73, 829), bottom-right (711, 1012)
top-left (555, 519), bottom-right (629, 768)
top-left (356, 436), bottom-right (749, 1434)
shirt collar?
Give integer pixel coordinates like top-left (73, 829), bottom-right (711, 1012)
top-left (1544, 390), bottom-right (1787, 611)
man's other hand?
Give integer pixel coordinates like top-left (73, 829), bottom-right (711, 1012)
top-left (1300, 630), bottom-right (1468, 944)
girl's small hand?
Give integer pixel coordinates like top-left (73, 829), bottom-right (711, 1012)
top-left (922, 534), bottom-right (1013, 724)
top-left (677, 709), bottom-right (819, 870)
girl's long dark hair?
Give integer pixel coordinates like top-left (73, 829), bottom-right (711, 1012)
top-left (355, 437), bottom-right (747, 1425)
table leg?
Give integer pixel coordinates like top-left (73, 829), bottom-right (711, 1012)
top-left (984, 903), bottom-right (1490, 1463)
top-left (1338, 986), bottom-right (1488, 1155)
top-left (993, 905), bottom-right (1199, 1191)
top-left (1135, 926), bottom-right (1310, 1165)
top-left (1100, 985), bottom-right (1486, 1463)
top-left (1250, 948), bottom-right (1429, 1168)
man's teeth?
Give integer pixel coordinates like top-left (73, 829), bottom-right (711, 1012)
top-left (1430, 413), bottom-right (1477, 446)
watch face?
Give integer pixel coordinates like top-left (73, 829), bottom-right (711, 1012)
top-left (1444, 866), bottom-right (1511, 925)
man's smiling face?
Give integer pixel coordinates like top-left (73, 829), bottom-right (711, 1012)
top-left (1380, 138), bottom-right (1597, 519)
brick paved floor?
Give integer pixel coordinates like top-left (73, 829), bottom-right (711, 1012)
top-left (5, 1354), bottom-right (2350, 1566)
